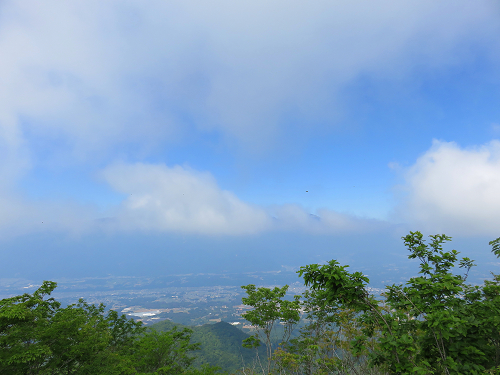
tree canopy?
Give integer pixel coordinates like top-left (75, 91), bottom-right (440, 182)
top-left (296, 232), bottom-right (500, 374)
top-left (239, 232), bottom-right (500, 374)
top-left (0, 281), bottom-right (220, 375)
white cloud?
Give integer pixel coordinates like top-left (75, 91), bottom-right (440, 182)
top-left (0, 158), bottom-right (387, 237)
top-left (0, 0), bottom-right (498, 166)
top-left (101, 163), bottom-right (272, 235)
top-left (395, 140), bottom-right (500, 236)
top-left (101, 162), bottom-right (383, 235)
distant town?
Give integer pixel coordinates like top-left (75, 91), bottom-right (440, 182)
top-left (0, 267), bottom-right (463, 329)
top-left (0, 271), bottom-right (312, 328)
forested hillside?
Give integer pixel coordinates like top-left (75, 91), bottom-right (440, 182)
top-left (151, 320), bottom-right (267, 372)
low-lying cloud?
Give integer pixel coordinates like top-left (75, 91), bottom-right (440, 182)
top-left (101, 163), bottom-right (271, 235)
top-left (101, 162), bottom-right (383, 235)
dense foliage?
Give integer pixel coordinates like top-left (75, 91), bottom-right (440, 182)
top-left (240, 284), bottom-right (301, 373)
top-left (240, 232), bottom-right (500, 374)
top-left (0, 281), bottom-right (220, 375)
top-left (150, 319), bottom-right (267, 372)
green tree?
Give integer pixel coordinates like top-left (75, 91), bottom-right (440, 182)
top-left (0, 281), bottom-right (60, 374)
top-left (299, 231), bottom-right (500, 375)
top-left (44, 299), bottom-right (142, 374)
top-left (133, 326), bottom-right (200, 375)
top-left (241, 284), bottom-right (301, 374)
top-left (275, 289), bottom-right (385, 375)
top-left (0, 281), bottom-right (220, 375)
top-left (0, 281), bottom-right (144, 374)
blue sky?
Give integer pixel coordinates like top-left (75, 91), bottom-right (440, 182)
top-left (1, 0), bottom-right (500, 281)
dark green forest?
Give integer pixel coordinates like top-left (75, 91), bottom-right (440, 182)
top-left (149, 319), bottom-right (267, 372)
top-left (2, 232), bottom-right (500, 374)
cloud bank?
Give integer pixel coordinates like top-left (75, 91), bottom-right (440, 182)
top-left (0, 0), bottom-right (498, 164)
top-left (5, 138), bottom-right (500, 238)
top-left (101, 162), bottom-right (383, 235)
